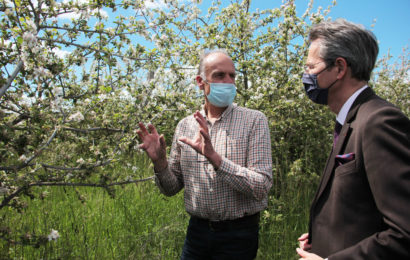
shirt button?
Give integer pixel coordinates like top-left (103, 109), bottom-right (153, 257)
top-left (209, 188), bottom-right (213, 192)
top-left (207, 164), bottom-right (213, 172)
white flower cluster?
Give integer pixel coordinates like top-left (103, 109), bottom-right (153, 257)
top-left (48, 229), bottom-right (60, 241)
top-left (68, 111), bottom-right (84, 122)
top-left (33, 67), bottom-right (52, 79)
top-left (22, 32), bottom-right (37, 49)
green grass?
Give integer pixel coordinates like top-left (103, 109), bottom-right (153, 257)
top-left (0, 156), bottom-right (317, 259)
top-left (1, 181), bottom-right (187, 259)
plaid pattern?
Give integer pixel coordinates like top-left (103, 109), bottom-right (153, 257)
top-left (155, 104), bottom-right (272, 221)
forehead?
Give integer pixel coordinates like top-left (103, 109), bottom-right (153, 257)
top-left (307, 40), bottom-right (322, 62)
top-left (204, 53), bottom-right (235, 74)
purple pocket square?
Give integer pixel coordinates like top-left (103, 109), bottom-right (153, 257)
top-left (335, 152), bottom-right (355, 165)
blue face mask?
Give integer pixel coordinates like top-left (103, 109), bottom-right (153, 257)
top-left (302, 66), bottom-right (338, 105)
top-left (206, 82), bottom-right (237, 107)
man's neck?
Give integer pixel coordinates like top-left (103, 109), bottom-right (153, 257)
top-left (329, 79), bottom-right (368, 114)
top-left (205, 102), bottom-right (227, 123)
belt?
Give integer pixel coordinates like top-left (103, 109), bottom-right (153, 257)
top-left (191, 213), bottom-right (260, 231)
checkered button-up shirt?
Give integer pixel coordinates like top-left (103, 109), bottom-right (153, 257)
top-left (155, 104), bottom-right (272, 221)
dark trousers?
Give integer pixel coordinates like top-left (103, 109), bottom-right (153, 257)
top-left (180, 214), bottom-right (260, 260)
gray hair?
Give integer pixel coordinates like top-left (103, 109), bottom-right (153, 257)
top-left (309, 18), bottom-right (379, 81)
top-left (197, 49), bottom-right (230, 79)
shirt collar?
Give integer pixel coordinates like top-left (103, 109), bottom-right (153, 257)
top-left (336, 85), bottom-right (368, 125)
top-left (201, 103), bottom-right (236, 122)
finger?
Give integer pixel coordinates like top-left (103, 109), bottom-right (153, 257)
top-left (296, 248), bottom-right (308, 258)
top-left (148, 123), bottom-right (159, 136)
top-left (138, 143), bottom-right (147, 150)
top-left (179, 137), bottom-right (193, 146)
top-left (136, 129), bottom-right (145, 141)
top-left (298, 233), bottom-right (309, 241)
top-left (194, 111), bottom-right (208, 130)
top-left (138, 122), bottom-right (149, 136)
top-left (199, 129), bottom-right (211, 142)
top-left (159, 134), bottom-right (166, 148)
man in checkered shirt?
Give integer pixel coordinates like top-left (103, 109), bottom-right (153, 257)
top-left (138, 49), bottom-right (272, 259)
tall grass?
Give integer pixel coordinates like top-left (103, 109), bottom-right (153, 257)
top-left (1, 149), bottom-right (322, 259)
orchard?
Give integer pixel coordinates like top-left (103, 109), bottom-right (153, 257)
top-left (0, 0), bottom-right (408, 258)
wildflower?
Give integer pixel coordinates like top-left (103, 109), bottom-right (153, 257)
top-left (48, 229), bottom-right (60, 241)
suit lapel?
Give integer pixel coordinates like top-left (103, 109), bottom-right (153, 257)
top-left (310, 88), bottom-right (376, 210)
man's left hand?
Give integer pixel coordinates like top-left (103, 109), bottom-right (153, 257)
top-left (296, 248), bottom-right (324, 260)
top-left (179, 111), bottom-right (222, 169)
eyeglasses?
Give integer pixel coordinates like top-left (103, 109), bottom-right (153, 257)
top-left (303, 61), bottom-right (325, 72)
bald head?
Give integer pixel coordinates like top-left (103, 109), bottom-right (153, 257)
top-left (198, 50), bottom-right (235, 79)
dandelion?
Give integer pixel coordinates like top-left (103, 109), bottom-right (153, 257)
top-left (48, 229), bottom-right (60, 241)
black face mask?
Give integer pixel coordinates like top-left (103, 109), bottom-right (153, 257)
top-left (302, 66), bottom-right (338, 105)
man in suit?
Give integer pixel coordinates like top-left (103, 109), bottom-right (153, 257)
top-left (297, 19), bottom-right (410, 260)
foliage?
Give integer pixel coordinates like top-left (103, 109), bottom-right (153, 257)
top-left (0, 0), bottom-right (408, 258)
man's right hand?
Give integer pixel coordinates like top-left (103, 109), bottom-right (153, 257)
top-left (137, 122), bottom-right (167, 171)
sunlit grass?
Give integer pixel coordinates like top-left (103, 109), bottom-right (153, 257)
top-left (1, 152), bottom-right (318, 259)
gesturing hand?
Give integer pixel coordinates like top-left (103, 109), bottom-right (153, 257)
top-left (179, 111), bottom-right (222, 169)
top-left (137, 122), bottom-right (167, 171)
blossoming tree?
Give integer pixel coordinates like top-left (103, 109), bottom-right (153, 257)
top-left (0, 0), bottom-right (408, 248)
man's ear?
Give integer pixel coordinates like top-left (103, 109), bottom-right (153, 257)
top-left (196, 75), bottom-right (205, 90)
top-left (335, 57), bottom-right (348, 79)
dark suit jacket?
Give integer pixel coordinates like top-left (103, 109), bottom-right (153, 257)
top-left (308, 88), bottom-right (410, 259)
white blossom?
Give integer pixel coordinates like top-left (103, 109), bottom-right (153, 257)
top-left (53, 87), bottom-right (64, 96)
top-left (47, 229), bottom-right (60, 241)
top-left (33, 67), bottom-right (52, 79)
top-left (22, 32), bottom-right (37, 48)
top-left (26, 19), bottom-right (37, 33)
top-left (19, 154), bottom-right (28, 162)
top-left (68, 111), bottom-right (84, 122)
top-left (76, 158), bottom-right (85, 164)
top-left (160, 34), bottom-right (168, 41)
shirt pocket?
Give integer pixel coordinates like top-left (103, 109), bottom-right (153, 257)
top-left (226, 137), bottom-right (248, 165)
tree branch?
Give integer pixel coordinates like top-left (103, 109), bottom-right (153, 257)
top-left (0, 60), bottom-right (24, 99)
top-left (62, 127), bottom-right (124, 133)
top-left (37, 37), bottom-right (146, 61)
top-left (0, 176), bottom-right (155, 209)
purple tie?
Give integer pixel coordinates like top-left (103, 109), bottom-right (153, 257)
top-left (333, 121), bottom-right (342, 147)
